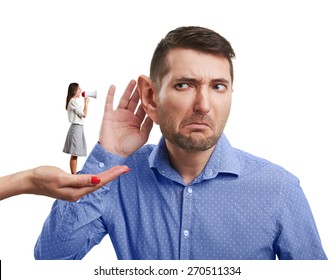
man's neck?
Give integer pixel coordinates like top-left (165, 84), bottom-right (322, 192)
top-left (165, 140), bottom-right (215, 185)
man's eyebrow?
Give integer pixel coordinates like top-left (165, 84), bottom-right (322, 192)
top-left (174, 77), bottom-right (230, 85)
top-left (211, 78), bottom-right (230, 85)
top-left (174, 77), bottom-right (198, 83)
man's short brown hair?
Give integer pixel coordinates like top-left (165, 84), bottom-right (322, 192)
top-left (150, 26), bottom-right (236, 90)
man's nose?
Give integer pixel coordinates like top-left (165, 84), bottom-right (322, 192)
top-left (193, 87), bottom-right (211, 114)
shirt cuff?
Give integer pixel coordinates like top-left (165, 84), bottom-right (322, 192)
top-left (81, 142), bottom-right (127, 174)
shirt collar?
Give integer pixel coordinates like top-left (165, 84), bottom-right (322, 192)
top-left (203, 134), bottom-right (241, 179)
top-left (149, 134), bottom-right (241, 181)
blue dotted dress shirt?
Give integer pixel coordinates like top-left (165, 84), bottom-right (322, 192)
top-left (34, 135), bottom-right (327, 260)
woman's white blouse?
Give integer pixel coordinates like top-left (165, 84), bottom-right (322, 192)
top-left (67, 98), bottom-right (84, 125)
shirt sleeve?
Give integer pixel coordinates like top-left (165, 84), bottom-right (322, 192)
top-left (34, 143), bottom-right (126, 260)
top-left (274, 172), bottom-right (327, 260)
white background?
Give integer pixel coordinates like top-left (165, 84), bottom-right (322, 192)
top-left (0, 0), bottom-right (333, 278)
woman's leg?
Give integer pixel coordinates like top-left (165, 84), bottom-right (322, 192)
top-left (70, 155), bottom-right (78, 174)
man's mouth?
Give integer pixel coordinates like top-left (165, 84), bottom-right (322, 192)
top-left (184, 121), bottom-right (210, 130)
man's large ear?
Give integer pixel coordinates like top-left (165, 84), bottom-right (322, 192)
top-left (137, 75), bottom-right (159, 124)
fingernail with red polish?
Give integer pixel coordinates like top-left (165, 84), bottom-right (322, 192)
top-left (91, 176), bottom-right (101, 185)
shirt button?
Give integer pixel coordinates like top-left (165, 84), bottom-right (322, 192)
top-left (187, 187), bottom-right (193, 194)
top-left (183, 230), bottom-right (189, 237)
top-left (98, 162), bottom-right (105, 168)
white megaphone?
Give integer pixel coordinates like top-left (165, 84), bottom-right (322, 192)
top-left (82, 90), bottom-right (97, 99)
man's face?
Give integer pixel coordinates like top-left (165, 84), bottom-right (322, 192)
top-left (156, 48), bottom-right (232, 152)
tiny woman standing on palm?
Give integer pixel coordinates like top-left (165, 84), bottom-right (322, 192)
top-left (63, 83), bottom-right (89, 174)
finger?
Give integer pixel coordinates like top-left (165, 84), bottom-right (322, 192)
top-left (127, 87), bottom-right (140, 112)
top-left (141, 116), bottom-right (154, 136)
top-left (60, 173), bottom-right (93, 188)
top-left (62, 165), bottom-right (130, 189)
top-left (135, 103), bottom-right (147, 121)
top-left (118, 80), bottom-right (136, 109)
top-left (97, 165), bottom-right (130, 186)
top-left (104, 85), bottom-right (116, 113)
top-left (58, 166), bottom-right (131, 202)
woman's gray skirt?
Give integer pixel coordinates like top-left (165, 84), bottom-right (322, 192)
top-left (63, 124), bottom-right (87, 156)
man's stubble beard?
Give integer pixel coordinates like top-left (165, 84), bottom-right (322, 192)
top-left (157, 106), bottom-right (225, 152)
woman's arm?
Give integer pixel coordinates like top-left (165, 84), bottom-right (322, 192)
top-left (83, 97), bottom-right (89, 117)
top-left (0, 169), bottom-right (31, 200)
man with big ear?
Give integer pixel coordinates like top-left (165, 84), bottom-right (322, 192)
top-left (35, 26), bottom-right (327, 260)
top-left (137, 75), bottom-right (159, 125)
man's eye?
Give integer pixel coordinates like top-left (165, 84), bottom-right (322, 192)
top-left (175, 83), bottom-right (190, 89)
top-left (214, 84), bottom-right (227, 91)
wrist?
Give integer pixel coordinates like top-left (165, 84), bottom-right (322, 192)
top-left (98, 140), bottom-right (128, 158)
top-left (19, 169), bottom-right (36, 195)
